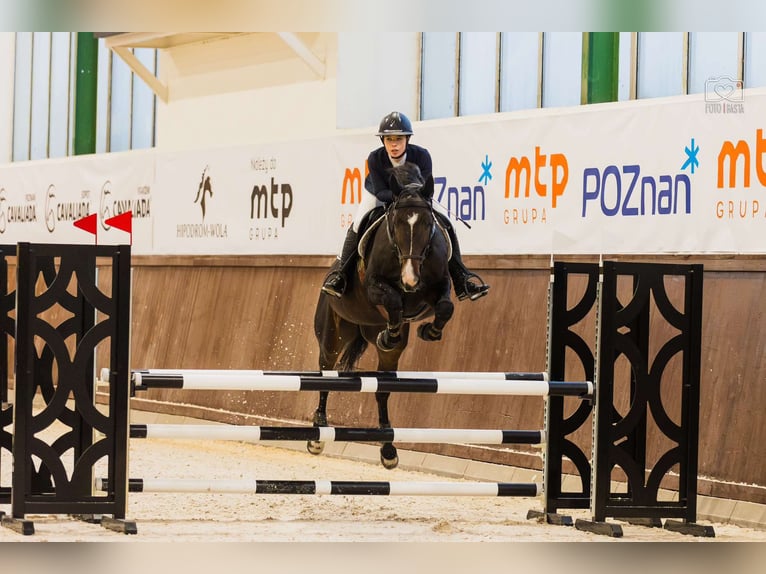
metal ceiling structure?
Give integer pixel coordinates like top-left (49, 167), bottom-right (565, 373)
top-left (100, 32), bottom-right (326, 103)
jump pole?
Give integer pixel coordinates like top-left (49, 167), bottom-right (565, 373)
top-left (113, 369), bottom-right (593, 398)
top-left (128, 368), bottom-right (549, 380)
top-left (96, 478), bottom-right (542, 497)
top-left (129, 424), bottom-right (546, 444)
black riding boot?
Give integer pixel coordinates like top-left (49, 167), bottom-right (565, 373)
top-left (437, 213), bottom-right (489, 301)
top-left (322, 228), bottom-right (358, 298)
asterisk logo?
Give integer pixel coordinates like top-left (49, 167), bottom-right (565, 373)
top-left (478, 155), bottom-right (492, 185)
top-left (681, 138), bottom-right (699, 174)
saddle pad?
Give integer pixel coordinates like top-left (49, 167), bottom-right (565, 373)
top-left (358, 215), bottom-right (385, 258)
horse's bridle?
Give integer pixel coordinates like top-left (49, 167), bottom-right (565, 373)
top-left (384, 193), bottom-right (437, 264)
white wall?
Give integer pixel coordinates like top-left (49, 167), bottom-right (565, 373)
top-left (336, 32), bottom-right (420, 129)
top-left (155, 33), bottom-right (340, 151)
top-left (154, 32), bottom-right (424, 150)
top-left (0, 33), bottom-right (15, 165)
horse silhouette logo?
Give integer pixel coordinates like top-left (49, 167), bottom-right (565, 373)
top-left (195, 166), bottom-right (213, 220)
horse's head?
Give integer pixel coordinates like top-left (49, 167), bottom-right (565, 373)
top-left (388, 162), bottom-right (434, 201)
top-left (385, 164), bottom-right (437, 292)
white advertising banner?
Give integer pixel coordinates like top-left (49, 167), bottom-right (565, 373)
top-left (151, 138), bottom-right (370, 255)
top-left (0, 88), bottom-right (764, 256)
top-left (413, 89), bottom-right (764, 255)
top-left (0, 150), bottom-right (155, 251)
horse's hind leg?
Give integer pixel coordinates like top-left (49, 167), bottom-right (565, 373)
top-left (308, 340), bottom-right (338, 454)
top-left (311, 299), bottom-right (365, 456)
top-left (366, 324), bottom-right (408, 469)
top-left (375, 391), bottom-right (399, 469)
top-left (307, 391), bottom-right (329, 455)
top-left (310, 295), bottom-right (342, 456)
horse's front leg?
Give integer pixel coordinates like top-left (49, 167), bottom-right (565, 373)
top-left (367, 278), bottom-right (405, 352)
top-left (418, 282), bottom-right (455, 342)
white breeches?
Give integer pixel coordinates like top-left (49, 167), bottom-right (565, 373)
top-left (351, 192), bottom-right (382, 233)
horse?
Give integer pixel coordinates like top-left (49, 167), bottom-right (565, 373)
top-left (312, 162), bottom-right (455, 468)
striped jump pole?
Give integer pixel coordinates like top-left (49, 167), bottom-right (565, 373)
top-left (128, 368), bottom-right (549, 381)
top-left (129, 424), bottom-right (546, 445)
top-left (96, 478), bottom-right (542, 497)
top-left (111, 369), bottom-right (593, 398)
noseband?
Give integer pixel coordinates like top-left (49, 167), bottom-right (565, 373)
top-left (385, 192), bottom-right (436, 264)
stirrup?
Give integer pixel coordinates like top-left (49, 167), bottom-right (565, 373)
top-left (456, 274), bottom-right (489, 301)
top-left (321, 272), bottom-right (346, 298)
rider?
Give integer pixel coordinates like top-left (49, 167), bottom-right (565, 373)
top-left (322, 111), bottom-right (490, 302)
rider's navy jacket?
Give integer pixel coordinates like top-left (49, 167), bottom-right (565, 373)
top-left (364, 143), bottom-right (433, 204)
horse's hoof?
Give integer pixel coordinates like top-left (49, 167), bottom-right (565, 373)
top-left (380, 444), bottom-right (399, 469)
top-left (417, 322), bottom-right (442, 342)
top-left (381, 453), bottom-right (399, 469)
top-left (376, 331), bottom-right (399, 352)
top-left (307, 440), bottom-right (325, 455)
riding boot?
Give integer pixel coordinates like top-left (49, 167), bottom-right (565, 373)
top-left (437, 213), bottom-right (490, 301)
top-left (322, 228), bottom-right (359, 298)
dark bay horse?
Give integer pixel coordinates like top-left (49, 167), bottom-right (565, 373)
top-left (312, 163), bottom-right (455, 468)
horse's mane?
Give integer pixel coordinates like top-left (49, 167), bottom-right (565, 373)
top-left (389, 163), bottom-right (425, 196)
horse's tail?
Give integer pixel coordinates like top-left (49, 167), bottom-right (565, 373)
top-left (337, 330), bottom-right (368, 372)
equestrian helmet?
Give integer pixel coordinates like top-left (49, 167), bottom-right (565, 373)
top-left (376, 112), bottom-right (413, 137)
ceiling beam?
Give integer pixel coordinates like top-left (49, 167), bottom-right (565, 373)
top-left (276, 32), bottom-right (325, 78)
top-left (105, 34), bottom-right (170, 103)
top-left (110, 46), bottom-right (169, 103)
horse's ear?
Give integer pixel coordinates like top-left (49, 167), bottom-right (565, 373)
top-left (422, 175), bottom-right (434, 200)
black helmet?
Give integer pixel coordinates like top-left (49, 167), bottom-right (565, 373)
top-left (376, 112), bottom-right (413, 137)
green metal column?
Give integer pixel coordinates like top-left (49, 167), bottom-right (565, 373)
top-left (74, 33), bottom-right (98, 155)
top-left (582, 33), bottom-right (619, 104)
